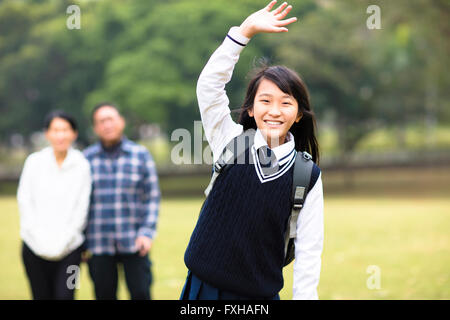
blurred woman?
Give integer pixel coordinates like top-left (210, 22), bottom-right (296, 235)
top-left (17, 110), bottom-right (91, 300)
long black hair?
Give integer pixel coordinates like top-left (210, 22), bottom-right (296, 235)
top-left (238, 65), bottom-right (320, 164)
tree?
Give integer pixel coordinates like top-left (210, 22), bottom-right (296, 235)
top-left (274, 0), bottom-right (450, 157)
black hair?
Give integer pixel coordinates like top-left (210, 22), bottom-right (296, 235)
top-left (44, 110), bottom-right (78, 132)
top-left (238, 65), bottom-right (320, 164)
top-left (91, 102), bottom-right (121, 123)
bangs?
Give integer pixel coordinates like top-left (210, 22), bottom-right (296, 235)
top-left (260, 66), bottom-right (298, 98)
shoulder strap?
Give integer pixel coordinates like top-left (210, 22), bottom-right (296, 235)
top-left (284, 151), bottom-right (314, 265)
top-left (290, 151), bottom-right (314, 236)
top-left (204, 129), bottom-right (256, 197)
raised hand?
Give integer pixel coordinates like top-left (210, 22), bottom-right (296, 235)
top-left (239, 1), bottom-right (297, 39)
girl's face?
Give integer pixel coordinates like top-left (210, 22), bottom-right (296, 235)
top-left (45, 117), bottom-right (77, 154)
top-left (248, 78), bottom-right (302, 148)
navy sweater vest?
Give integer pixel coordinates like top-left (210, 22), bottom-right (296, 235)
top-left (184, 147), bottom-right (321, 298)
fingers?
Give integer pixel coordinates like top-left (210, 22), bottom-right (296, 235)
top-left (273, 2), bottom-right (288, 15)
top-left (135, 237), bottom-right (151, 255)
top-left (275, 4), bottom-right (292, 19)
top-left (271, 2), bottom-right (297, 28)
top-left (138, 242), bottom-right (150, 256)
top-left (270, 26), bottom-right (289, 33)
top-left (265, 0), bottom-right (278, 11)
top-left (275, 16), bottom-right (297, 27)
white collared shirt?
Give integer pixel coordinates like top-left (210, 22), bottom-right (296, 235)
top-left (253, 128), bottom-right (296, 166)
top-left (251, 129), bottom-right (297, 183)
top-left (197, 26), bottom-right (324, 300)
top-left (17, 147), bottom-right (92, 260)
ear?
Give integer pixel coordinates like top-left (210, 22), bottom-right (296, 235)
top-left (119, 116), bottom-right (126, 130)
top-left (247, 108), bottom-right (254, 117)
top-left (295, 112), bottom-right (303, 123)
top-left (93, 123), bottom-right (101, 136)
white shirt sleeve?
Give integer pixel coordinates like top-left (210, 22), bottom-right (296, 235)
top-left (293, 172), bottom-right (324, 300)
top-left (17, 154), bottom-right (50, 256)
top-left (197, 26), bottom-right (249, 163)
top-left (17, 155), bottom-right (36, 235)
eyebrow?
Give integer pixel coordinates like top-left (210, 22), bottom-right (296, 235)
top-left (257, 93), bottom-right (293, 99)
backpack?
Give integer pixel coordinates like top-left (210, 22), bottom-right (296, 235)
top-left (204, 129), bottom-right (314, 267)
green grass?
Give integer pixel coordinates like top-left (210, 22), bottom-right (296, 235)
top-left (0, 194), bottom-right (449, 300)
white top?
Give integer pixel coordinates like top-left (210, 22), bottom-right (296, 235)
top-left (17, 147), bottom-right (92, 261)
top-left (251, 129), bottom-right (297, 183)
top-left (197, 26), bottom-right (324, 300)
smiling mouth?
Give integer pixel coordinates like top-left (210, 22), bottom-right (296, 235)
top-left (264, 120), bottom-right (284, 127)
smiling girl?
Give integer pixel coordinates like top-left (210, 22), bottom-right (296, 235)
top-left (181, 1), bottom-right (324, 300)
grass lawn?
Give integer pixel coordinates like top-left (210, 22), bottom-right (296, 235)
top-left (0, 194), bottom-right (448, 300)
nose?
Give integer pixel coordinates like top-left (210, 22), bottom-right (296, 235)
top-left (102, 118), bottom-right (114, 130)
top-left (268, 103), bottom-right (282, 117)
top-left (55, 131), bottom-right (66, 140)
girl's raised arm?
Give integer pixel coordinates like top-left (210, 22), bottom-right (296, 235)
top-left (197, 1), bottom-right (297, 163)
top-left (196, 26), bottom-right (248, 163)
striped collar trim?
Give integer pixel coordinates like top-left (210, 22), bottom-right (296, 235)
top-left (252, 145), bottom-right (297, 184)
top-left (253, 129), bottom-right (296, 167)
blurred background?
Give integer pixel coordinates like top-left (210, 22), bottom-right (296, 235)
top-left (0, 0), bottom-right (448, 299)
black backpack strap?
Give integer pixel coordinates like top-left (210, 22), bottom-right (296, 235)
top-left (204, 129), bottom-right (255, 196)
top-left (284, 151), bottom-right (314, 265)
top-left (291, 151), bottom-right (314, 221)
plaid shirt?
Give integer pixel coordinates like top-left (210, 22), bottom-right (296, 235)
top-left (83, 138), bottom-right (160, 255)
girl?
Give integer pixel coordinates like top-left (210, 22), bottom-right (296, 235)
top-left (181, 1), bottom-right (324, 300)
top-left (17, 110), bottom-right (91, 299)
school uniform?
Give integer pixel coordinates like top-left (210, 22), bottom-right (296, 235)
top-left (181, 27), bottom-right (324, 300)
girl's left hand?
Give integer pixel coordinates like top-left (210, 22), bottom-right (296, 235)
top-left (239, 1), bottom-right (297, 39)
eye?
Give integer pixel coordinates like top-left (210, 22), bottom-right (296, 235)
top-left (260, 99), bottom-right (270, 103)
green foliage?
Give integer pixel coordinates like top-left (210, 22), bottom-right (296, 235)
top-left (0, 0), bottom-right (448, 155)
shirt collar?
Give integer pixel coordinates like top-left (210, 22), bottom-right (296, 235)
top-left (120, 137), bottom-right (134, 153)
top-left (254, 128), bottom-right (296, 166)
top-left (44, 146), bottom-right (77, 169)
top-left (95, 136), bottom-right (132, 155)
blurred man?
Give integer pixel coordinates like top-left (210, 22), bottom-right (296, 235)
top-left (83, 102), bottom-right (160, 300)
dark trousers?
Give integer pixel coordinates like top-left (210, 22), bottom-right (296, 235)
top-left (22, 242), bottom-right (83, 300)
top-left (87, 252), bottom-right (152, 300)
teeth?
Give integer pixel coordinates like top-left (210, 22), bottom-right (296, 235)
top-left (265, 121), bottom-right (282, 125)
